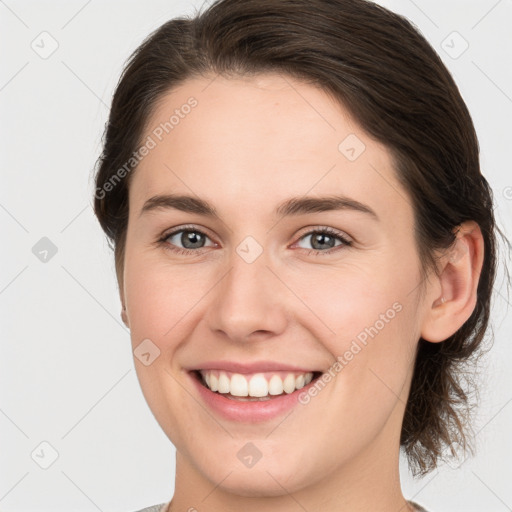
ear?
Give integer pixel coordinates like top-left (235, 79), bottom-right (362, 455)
top-left (420, 220), bottom-right (485, 343)
top-left (119, 274), bottom-right (130, 329)
top-left (121, 304), bottom-right (130, 328)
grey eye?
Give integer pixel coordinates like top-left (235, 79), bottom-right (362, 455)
top-left (165, 229), bottom-right (213, 250)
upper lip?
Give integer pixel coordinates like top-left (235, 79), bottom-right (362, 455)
top-left (187, 360), bottom-right (320, 374)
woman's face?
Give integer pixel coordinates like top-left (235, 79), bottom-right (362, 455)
top-left (122, 73), bottom-right (431, 497)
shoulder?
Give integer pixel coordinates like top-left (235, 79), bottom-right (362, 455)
top-left (131, 503), bottom-right (168, 512)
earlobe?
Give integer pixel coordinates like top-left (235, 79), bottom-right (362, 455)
top-left (119, 269), bottom-right (129, 328)
top-left (121, 304), bottom-right (130, 328)
top-left (420, 221), bottom-right (484, 343)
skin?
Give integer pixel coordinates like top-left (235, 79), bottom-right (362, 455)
top-left (119, 73), bottom-right (484, 512)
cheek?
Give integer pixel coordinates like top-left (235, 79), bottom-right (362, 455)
top-left (296, 260), bottom-right (420, 400)
top-left (291, 262), bottom-right (409, 343)
top-left (123, 253), bottom-right (200, 340)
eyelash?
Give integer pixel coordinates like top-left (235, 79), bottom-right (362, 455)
top-left (157, 224), bottom-right (352, 257)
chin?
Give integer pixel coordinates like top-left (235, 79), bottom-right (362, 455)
top-left (206, 468), bottom-right (304, 498)
top-left (194, 447), bottom-right (318, 498)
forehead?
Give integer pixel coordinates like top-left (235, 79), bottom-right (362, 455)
top-left (143, 73), bottom-right (359, 163)
top-left (129, 73), bottom-right (411, 224)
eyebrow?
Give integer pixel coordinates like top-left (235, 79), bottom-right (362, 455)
top-left (139, 193), bottom-right (379, 221)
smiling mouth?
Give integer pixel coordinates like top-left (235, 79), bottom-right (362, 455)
top-left (191, 369), bottom-right (323, 401)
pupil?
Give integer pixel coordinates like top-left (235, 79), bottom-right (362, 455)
top-left (313, 233), bottom-right (334, 250)
top-left (183, 231), bottom-right (203, 248)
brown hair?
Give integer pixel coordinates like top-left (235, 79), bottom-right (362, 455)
top-left (93, 0), bottom-right (509, 476)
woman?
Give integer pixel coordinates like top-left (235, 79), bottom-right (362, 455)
top-left (93, 0), bottom-right (506, 510)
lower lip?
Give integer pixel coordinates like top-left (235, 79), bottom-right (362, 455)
top-left (188, 371), bottom-right (319, 423)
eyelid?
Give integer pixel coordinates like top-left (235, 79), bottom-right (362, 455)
top-left (160, 223), bottom-right (214, 240)
top-left (293, 225), bottom-right (352, 244)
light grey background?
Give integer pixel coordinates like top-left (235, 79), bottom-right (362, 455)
top-left (0, 0), bottom-right (511, 511)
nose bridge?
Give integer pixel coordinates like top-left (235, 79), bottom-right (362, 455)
top-left (207, 236), bottom-right (288, 342)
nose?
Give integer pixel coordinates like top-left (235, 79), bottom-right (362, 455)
top-left (205, 245), bottom-right (289, 344)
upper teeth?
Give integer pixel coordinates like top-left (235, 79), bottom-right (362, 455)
top-left (200, 370), bottom-right (314, 397)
